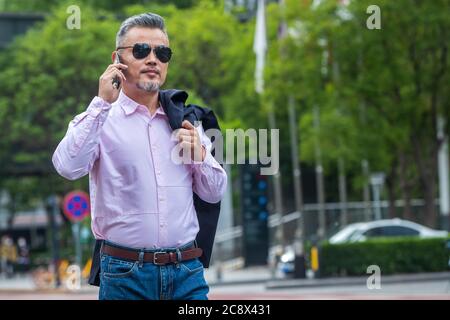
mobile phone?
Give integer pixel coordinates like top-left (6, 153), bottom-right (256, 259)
top-left (112, 53), bottom-right (121, 89)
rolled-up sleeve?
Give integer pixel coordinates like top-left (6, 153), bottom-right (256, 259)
top-left (191, 124), bottom-right (227, 204)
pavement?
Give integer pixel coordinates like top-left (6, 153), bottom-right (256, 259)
top-left (205, 264), bottom-right (274, 286)
top-left (1, 266), bottom-right (449, 292)
top-left (0, 275), bottom-right (36, 291)
top-left (0, 267), bottom-right (449, 300)
top-left (205, 265), bottom-right (450, 288)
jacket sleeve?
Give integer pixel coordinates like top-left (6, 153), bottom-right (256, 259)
top-left (52, 96), bottom-right (111, 180)
top-left (191, 124), bottom-right (227, 204)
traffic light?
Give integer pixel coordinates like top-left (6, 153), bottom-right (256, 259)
top-left (240, 163), bottom-right (269, 266)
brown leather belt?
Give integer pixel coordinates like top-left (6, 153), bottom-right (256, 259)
top-left (101, 243), bottom-right (203, 266)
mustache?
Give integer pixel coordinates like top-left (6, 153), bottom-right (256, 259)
top-left (141, 68), bottom-right (160, 75)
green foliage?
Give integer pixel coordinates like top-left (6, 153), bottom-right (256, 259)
top-left (0, 0), bottom-right (199, 13)
top-left (263, 0), bottom-right (449, 217)
top-left (0, 1), bottom-right (261, 209)
top-left (0, 0), bottom-right (449, 224)
top-left (0, 3), bottom-right (118, 200)
top-left (320, 237), bottom-right (450, 276)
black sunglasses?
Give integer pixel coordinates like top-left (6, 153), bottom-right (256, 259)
top-left (116, 43), bottom-right (172, 63)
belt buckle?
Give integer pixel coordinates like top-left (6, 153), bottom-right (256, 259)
top-left (153, 251), bottom-right (166, 265)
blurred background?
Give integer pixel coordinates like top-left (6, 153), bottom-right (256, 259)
top-left (0, 0), bottom-right (449, 299)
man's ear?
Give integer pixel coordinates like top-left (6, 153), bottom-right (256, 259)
top-left (111, 51), bottom-right (117, 63)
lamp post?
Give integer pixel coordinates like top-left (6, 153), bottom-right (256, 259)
top-left (370, 172), bottom-right (385, 220)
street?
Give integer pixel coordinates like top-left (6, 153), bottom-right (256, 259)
top-left (0, 278), bottom-right (448, 300)
top-left (1, 0), bottom-right (449, 310)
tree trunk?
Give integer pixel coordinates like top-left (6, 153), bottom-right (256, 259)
top-left (411, 134), bottom-right (438, 228)
top-left (6, 192), bottom-right (16, 233)
top-left (338, 158), bottom-right (348, 227)
top-left (398, 151), bottom-right (415, 222)
top-left (408, 33), bottom-right (446, 228)
top-left (385, 162), bottom-right (398, 219)
top-left (402, 187), bottom-right (414, 222)
top-left (423, 181), bottom-right (437, 228)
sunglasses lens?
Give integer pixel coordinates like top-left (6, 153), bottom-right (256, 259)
top-left (131, 43), bottom-right (172, 62)
top-left (133, 43), bottom-right (151, 59)
top-left (155, 46), bottom-right (172, 63)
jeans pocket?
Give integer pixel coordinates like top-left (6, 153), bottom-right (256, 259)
top-left (180, 258), bottom-right (203, 275)
top-left (102, 256), bottom-right (137, 279)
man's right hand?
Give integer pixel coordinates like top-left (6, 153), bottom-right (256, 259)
top-left (98, 63), bottom-right (128, 104)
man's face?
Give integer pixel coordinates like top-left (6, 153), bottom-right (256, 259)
top-left (115, 27), bottom-right (169, 92)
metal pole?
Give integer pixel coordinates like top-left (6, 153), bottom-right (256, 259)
top-left (331, 42), bottom-right (348, 229)
top-left (288, 97), bottom-right (304, 217)
top-left (253, 0), bottom-right (283, 277)
top-left (374, 185), bottom-right (381, 220)
top-left (268, 107), bottom-right (284, 246)
top-left (358, 40), bottom-right (372, 223)
top-left (437, 116), bottom-right (450, 231)
top-left (47, 195), bottom-right (60, 288)
top-left (268, 107), bottom-right (285, 279)
top-left (362, 159), bottom-right (371, 221)
top-left (370, 173), bottom-right (385, 221)
top-left (314, 105), bottom-right (326, 240)
top-left (73, 222), bottom-right (82, 267)
top-left (338, 158), bottom-right (348, 227)
top-left (289, 96), bottom-right (307, 278)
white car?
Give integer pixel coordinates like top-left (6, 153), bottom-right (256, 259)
top-left (329, 218), bottom-right (449, 244)
top-left (277, 219), bottom-right (448, 276)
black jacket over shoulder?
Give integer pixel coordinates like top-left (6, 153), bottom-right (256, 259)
top-left (88, 89), bottom-right (222, 286)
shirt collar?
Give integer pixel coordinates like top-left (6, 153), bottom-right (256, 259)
top-left (117, 90), bottom-right (166, 117)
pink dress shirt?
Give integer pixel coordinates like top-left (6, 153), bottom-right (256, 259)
top-left (52, 91), bottom-right (227, 249)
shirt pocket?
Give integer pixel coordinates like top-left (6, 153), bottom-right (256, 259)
top-left (156, 140), bottom-right (193, 187)
top-left (115, 164), bottom-right (158, 214)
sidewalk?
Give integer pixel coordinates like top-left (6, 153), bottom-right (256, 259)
top-left (205, 266), bottom-right (450, 289)
top-left (265, 271), bottom-right (450, 290)
top-left (0, 274), bottom-right (97, 293)
top-left (0, 275), bottom-right (36, 291)
top-left (205, 265), bottom-right (273, 286)
top-left (1, 268), bottom-right (449, 292)
top-left (0, 266), bottom-right (274, 291)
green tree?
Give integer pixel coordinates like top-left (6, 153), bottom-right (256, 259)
top-left (0, 3), bottom-right (119, 219)
top-left (265, 0), bottom-right (449, 227)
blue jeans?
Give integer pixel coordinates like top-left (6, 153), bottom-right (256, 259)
top-left (99, 241), bottom-right (209, 300)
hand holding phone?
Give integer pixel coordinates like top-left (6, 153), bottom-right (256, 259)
top-left (112, 54), bottom-right (121, 89)
top-left (98, 54), bottom-right (127, 104)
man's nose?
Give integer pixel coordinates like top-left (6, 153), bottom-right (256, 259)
top-left (144, 49), bottom-right (158, 65)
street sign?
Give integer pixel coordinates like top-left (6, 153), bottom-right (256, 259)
top-left (62, 190), bottom-right (90, 222)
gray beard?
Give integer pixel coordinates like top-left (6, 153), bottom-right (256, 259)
top-left (137, 81), bottom-right (160, 92)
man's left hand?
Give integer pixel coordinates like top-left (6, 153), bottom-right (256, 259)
top-left (176, 120), bottom-right (205, 162)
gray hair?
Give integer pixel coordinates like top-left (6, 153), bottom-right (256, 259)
top-left (116, 12), bottom-right (168, 48)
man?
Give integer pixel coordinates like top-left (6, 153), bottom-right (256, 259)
top-left (52, 12), bottom-right (227, 300)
